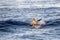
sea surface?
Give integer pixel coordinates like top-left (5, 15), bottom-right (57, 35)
top-left (0, 7), bottom-right (60, 40)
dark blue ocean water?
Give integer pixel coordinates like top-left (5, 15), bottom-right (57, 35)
top-left (0, 7), bottom-right (60, 40)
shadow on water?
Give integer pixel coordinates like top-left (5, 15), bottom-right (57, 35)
top-left (47, 19), bottom-right (60, 26)
top-left (0, 19), bottom-right (31, 32)
top-left (43, 19), bottom-right (60, 28)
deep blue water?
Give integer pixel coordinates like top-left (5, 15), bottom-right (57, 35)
top-left (0, 7), bottom-right (60, 40)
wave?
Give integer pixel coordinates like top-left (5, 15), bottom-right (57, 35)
top-left (0, 19), bottom-right (60, 27)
